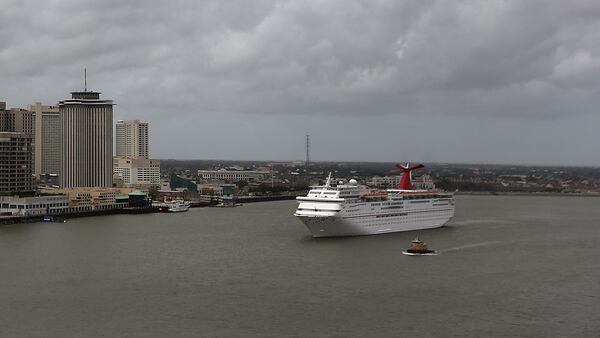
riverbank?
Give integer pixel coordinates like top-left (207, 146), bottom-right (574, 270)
top-left (454, 191), bottom-right (600, 197)
top-left (1, 196), bottom-right (298, 225)
top-left (0, 207), bottom-right (158, 225)
top-left (235, 195), bottom-right (297, 203)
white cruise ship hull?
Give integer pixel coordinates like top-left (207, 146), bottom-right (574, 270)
top-left (296, 213), bottom-right (452, 237)
top-left (294, 188), bottom-right (454, 237)
top-left (294, 167), bottom-right (454, 237)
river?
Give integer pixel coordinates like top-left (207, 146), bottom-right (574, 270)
top-left (0, 195), bottom-right (599, 337)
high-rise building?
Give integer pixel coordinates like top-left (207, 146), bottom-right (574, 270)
top-left (0, 102), bottom-right (8, 130)
top-left (0, 132), bottom-right (34, 194)
top-left (59, 91), bottom-right (113, 188)
top-left (29, 102), bottom-right (60, 176)
top-left (8, 108), bottom-right (35, 135)
top-left (0, 102), bottom-right (37, 176)
top-left (114, 119), bottom-right (159, 187)
top-left (0, 104), bottom-right (35, 137)
top-left (115, 120), bottom-right (149, 159)
top-left (0, 106), bottom-right (35, 137)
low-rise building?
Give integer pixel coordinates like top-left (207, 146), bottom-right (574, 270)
top-left (45, 187), bottom-right (137, 210)
top-left (197, 169), bottom-right (270, 182)
top-left (0, 187), bottom-right (150, 218)
top-left (197, 183), bottom-right (237, 196)
top-left (367, 175), bottom-right (435, 190)
top-left (0, 195), bottom-right (69, 217)
top-left (52, 187), bottom-right (131, 211)
top-left (113, 157), bottom-right (160, 187)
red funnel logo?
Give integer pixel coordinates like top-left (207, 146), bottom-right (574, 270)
top-left (396, 163), bottom-right (424, 190)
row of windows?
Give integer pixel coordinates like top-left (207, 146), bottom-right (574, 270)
top-left (1, 202), bottom-right (68, 209)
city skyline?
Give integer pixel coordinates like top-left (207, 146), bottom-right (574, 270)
top-left (1, 2), bottom-right (599, 336)
top-left (2, 1), bottom-right (600, 166)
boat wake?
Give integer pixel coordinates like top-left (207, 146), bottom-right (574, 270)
top-left (442, 239), bottom-right (528, 253)
top-left (402, 251), bottom-right (438, 256)
top-left (449, 219), bottom-right (514, 226)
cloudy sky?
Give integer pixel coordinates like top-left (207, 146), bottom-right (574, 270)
top-left (2, 0), bottom-right (600, 165)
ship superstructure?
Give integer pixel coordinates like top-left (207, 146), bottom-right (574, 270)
top-left (158, 198), bottom-right (190, 212)
top-left (294, 164), bottom-right (454, 237)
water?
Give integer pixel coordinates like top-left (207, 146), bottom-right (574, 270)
top-left (1, 195), bottom-right (599, 337)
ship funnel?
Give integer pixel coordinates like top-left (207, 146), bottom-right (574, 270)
top-left (396, 163), bottom-right (424, 190)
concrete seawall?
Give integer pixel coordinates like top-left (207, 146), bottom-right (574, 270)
top-left (235, 195), bottom-right (298, 203)
top-left (0, 207), bottom-right (158, 225)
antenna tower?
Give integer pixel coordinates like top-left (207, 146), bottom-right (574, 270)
top-left (305, 134), bottom-right (310, 167)
top-left (84, 68), bottom-right (87, 91)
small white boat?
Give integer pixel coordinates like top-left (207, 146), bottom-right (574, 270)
top-left (159, 198), bottom-right (190, 212)
top-left (41, 215), bottom-right (66, 223)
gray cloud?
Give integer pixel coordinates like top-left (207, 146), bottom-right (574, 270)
top-left (1, 0), bottom-right (600, 164)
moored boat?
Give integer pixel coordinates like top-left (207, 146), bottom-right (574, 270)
top-left (158, 198), bottom-right (190, 212)
top-left (41, 215), bottom-right (66, 223)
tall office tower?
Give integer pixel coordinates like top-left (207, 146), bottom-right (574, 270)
top-left (59, 91), bottom-right (114, 188)
top-left (115, 120), bottom-right (149, 159)
top-left (0, 102), bottom-right (37, 174)
top-left (0, 132), bottom-right (33, 194)
top-left (0, 102), bottom-right (8, 132)
top-left (29, 102), bottom-right (60, 176)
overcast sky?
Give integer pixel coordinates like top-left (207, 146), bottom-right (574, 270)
top-left (2, 0), bottom-right (600, 165)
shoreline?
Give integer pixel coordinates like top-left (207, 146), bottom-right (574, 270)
top-left (0, 196), bottom-right (297, 225)
top-left (0, 207), bottom-right (158, 226)
top-left (454, 191), bottom-right (600, 197)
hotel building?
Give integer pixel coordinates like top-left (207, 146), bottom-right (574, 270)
top-left (116, 120), bottom-right (149, 159)
top-left (113, 119), bottom-right (160, 188)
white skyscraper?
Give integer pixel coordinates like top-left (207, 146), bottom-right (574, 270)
top-left (59, 91), bottom-right (113, 188)
top-left (115, 120), bottom-right (148, 159)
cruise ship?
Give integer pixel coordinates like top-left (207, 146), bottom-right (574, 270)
top-left (294, 163), bottom-right (454, 237)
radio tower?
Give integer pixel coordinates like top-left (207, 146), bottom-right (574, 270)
top-left (305, 134), bottom-right (310, 167)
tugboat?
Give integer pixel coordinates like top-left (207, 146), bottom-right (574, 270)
top-left (402, 237), bottom-right (438, 256)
